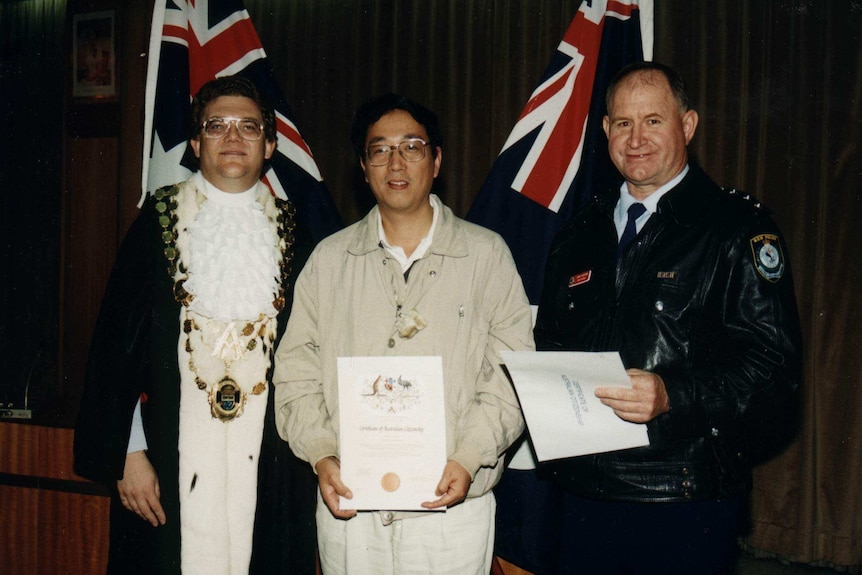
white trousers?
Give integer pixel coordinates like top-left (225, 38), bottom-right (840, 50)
top-left (317, 492), bottom-right (496, 575)
top-left (177, 314), bottom-right (269, 575)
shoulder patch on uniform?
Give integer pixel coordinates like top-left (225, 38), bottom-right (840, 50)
top-left (750, 233), bottom-right (785, 282)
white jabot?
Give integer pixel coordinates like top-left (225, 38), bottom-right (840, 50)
top-left (182, 175), bottom-right (280, 322)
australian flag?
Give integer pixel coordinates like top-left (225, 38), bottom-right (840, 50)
top-left (469, 2), bottom-right (653, 573)
top-left (467, 0), bottom-right (652, 304)
top-left (141, 0), bottom-right (342, 241)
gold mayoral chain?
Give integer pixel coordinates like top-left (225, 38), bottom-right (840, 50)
top-left (152, 184), bottom-right (296, 422)
top-left (183, 312), bottom-right (271, 421)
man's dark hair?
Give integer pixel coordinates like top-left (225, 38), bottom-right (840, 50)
top-left (190, 75), bottom-right (277, 142)
top-left (349, 93), bottom-right (444, 160)
top-left (605, 61), bottom-right (692, 114)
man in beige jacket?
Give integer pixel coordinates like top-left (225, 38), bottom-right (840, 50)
top-left (273, 93), bottom-right (533, 575)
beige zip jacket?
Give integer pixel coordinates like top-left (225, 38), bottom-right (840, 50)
top-left (274, 195), bottom-right (533, 504)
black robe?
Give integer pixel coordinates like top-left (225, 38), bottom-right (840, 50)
top-left (73, 187), bottom-right (317, 574)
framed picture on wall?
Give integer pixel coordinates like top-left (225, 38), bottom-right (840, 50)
top-left (72, 11), bottom-right (116, 99)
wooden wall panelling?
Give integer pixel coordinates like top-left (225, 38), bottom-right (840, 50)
top-left (61, 137), bottom-right (120, 419)
top-left (0, 421), bottom-right (39, 476)
top-left (0, 423), bottom-right (110, 575)
top-left (0, 422), bottom-right (83, 480)
top-left (36, 489), bottom-right (109, 575)
top-left (39, 424), bottom-right (85, 481)
top-left (0, 485), bottom-right (38, 574)
top-left (0, 485), bottom-right (109, 575)
top-left (116, 0), bottom-right (153, 234)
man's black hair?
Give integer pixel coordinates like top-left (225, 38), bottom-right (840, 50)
top-left (349, 93), bottom-right (444, 160)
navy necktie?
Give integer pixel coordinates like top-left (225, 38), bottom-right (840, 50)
top-left (618, 202), bottom-right (647, 257)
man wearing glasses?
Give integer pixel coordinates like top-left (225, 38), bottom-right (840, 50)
top-left (74, 76), bottom-right (317, 574)
top-left (273, 93), bottom-right (533, 574)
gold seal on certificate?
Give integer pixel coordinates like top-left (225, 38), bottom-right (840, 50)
top-left (381, 472), bottom-right (401, 492)
top-left (337, 356), bottom-right (447, 511)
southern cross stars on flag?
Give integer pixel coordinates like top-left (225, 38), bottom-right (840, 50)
top-left (476, 4), bottom-right (654, 572)
top-left (475, 4), bottom-right (654, 570)
top-left (142, 0), bottom-right (341, 240)
top-left (503, 0), bottom-right (644, 213)
top-left (468, 0), bottom-right (652, 303)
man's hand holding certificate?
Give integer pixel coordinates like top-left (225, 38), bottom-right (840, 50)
top-left (500, 351), bottom-right (650, 461)
top-left (336, 356), bottom-right (448, 511)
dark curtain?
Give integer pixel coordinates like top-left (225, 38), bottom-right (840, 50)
top-left (0, 0), bottom-right (66, 416)
top-left (245, 0), bottom-right (862, 569)
top-left (655, 2), bottom-right (862, 570)
top-left (245, 0), bottom-right (583, 223)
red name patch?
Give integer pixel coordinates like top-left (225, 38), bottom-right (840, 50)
top-left (568, 270), bottom-right (592, 288)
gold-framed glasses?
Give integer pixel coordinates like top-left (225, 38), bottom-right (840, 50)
top-left (201, 117), bottom-right (265, 141)
top-left (365, 138), bottom-right (429, 166)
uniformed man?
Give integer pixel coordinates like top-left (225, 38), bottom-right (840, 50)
top-left (534, 62), bottom-right (802, 574)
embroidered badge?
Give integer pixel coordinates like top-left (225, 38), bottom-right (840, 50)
top-left (656, 271), bottom-right (677, 280)
top-left (750, 234), bottom-right (785, 282)
top-left (568, 270), bottom-right (592, 288)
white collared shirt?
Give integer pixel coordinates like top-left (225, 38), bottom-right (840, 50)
top-left (377, 195), bottom-right (440, 273)
top-left (613, 165), bottom-right (689, 240)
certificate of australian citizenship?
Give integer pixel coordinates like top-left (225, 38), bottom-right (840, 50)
top-left (500, 351), bottom-right (650, 462)
top-left (337, 356), bottom-right (447, 511)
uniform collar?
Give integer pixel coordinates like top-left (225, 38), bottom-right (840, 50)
top-left (599, 163), bottom-right (720, 226)
top-left (619, 165), bottom-right (689, 216)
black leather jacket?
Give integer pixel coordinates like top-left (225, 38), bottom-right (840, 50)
top-left (534, 165), bottom-right (802, 502)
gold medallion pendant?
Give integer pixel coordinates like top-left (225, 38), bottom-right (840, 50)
top-left (209, 376), bottom-right (245, 421)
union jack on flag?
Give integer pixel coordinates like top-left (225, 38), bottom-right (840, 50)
top-left (141, 0), bottom-right (342, 241)
top-left (470, 2), bottom-right (653, 573)
top-left (467, 0), bottom-right (653, 304)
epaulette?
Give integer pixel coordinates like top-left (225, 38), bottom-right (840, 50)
top-left (721, 187), bottom-right (765, 212)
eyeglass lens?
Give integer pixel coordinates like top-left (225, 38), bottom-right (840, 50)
top-left (203, 118), bottom-right (263, 141)
top-left (366, 139), bottom-right (427, 166)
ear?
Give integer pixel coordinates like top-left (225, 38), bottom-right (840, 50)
top-left (681, 109), bottom-right (699, 145)
top-left (264, 139), bottom-right (276, 160)
top-left (432, 147), bottom-right (442, 178)
top-left (602, 115), bottom-right (611, 139)
top-left (190, 138), bottom-right (201, 158)
top-left (359, 158), bottom-right (369, 183)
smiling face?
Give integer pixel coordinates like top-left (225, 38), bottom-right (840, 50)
top-left (189, 95), bottom-right (276, 193)
top-left (360, 109), bottom-right (441, 218)
top-left (603, 70), bottom-right (698, 200)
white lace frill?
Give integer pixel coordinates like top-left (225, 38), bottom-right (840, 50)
top-left (182, 180), bottom-right (280, 322)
